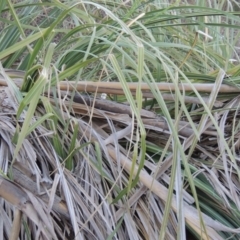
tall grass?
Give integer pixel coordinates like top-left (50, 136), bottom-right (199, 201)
top-left (0, 0), bottom-right (240, 239)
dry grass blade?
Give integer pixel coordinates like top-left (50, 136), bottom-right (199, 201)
top-left (9, 209), bottom-right (22, 240)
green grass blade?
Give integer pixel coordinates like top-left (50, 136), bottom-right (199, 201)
top-left (0, 29), bottom-right (48, 61)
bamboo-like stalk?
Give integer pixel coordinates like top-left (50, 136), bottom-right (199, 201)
top-left (58, 81), bottom-right (240, 94)
top-left (0, 76), bottom-right (240, 96)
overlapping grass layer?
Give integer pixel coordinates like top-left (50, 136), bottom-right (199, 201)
top-left (0, 0), bottom-right (240, 239)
